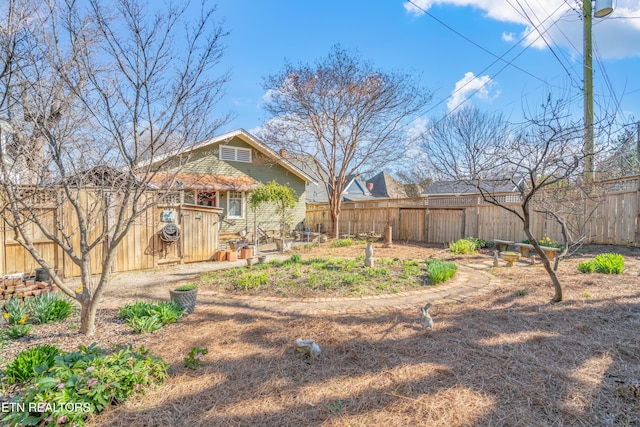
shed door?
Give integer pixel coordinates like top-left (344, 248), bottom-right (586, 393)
top-left (399, 209), bottom-right (426, 242)
top-left (428, 209), bottom-right (464, 244)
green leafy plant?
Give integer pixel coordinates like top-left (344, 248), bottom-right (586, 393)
top-left (2, 298), bottom-right (29, 325)
top-left (4, 344), bottom-right (62, 384)
top-left (425, 259), bottom-right (457, 284)
top-left (289, 253), bottom-right (302, 263)
top-left (592, 253), bottom-right (624, 274)
top-left (577, 260), bottom-right (596, 273)
top-left (364, 266), bottom-right (389, 277)
top-left (184, 346), bottom-right (208, 369)
top-left (118, 300), bottom-right (156, 319)
top-left (330, 238), bottom-right (353, 248)
top-left (449, 238), bottom-right (478, 254)
top-left (4, 324), bottom-right (33, 340)
top-left (174, 283), bottom-right (197, 292)
top-left (127, 315), bottom-right (163, 334)
top-left (154, 301), bottom-right (185, 324)
top-left (28, 292), bottom-right (75, 324)
top-left (515, 289), bottom-right (528, 297)
top-left (234, 272), bottom-right (269, 290)
top-left (119, 301), bottom-right (184, 333)
top-left (2, 343), bottom-right (168, 427)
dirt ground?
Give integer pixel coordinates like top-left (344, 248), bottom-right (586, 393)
top-left (3, 242), bottom-right (640, 426)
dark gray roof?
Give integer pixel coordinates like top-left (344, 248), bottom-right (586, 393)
top-left (422, 178), bottom-right (521, 195)
top-left (366, 172), bottom-right (408, 199)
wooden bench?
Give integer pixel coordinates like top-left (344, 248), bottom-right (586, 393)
top-left (514, 242), bottom-right (561, 263)
top-left (493, 239), bottom-right (561, 265)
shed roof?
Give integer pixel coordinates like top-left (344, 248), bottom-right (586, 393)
top-left (150, 172), bottom-right (257, 192)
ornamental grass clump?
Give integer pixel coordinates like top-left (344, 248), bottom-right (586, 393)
top-left (4, 344), bottom-right (62, 385)
top-left (28, 292), bottom-right (75, 324)
top-left (426, 259), bottom-right (457, 285)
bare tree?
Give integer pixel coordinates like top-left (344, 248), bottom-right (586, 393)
top-left (421, 101), bottom-right (585, 302)
top-left (260, 45), bottom-right (432, 238)
top-left (0, 0), bottom-right (230, 335)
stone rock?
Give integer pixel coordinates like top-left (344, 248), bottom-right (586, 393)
top-left (295, 338), bottom-right (321, 358)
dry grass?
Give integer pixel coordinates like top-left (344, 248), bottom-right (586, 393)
top-left (5, 243), bottom-right (640, 426)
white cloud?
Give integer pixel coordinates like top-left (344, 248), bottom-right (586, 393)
top-left (447, 71), bottom-right (497, 111)
top-left (406, 116), bottom-right (429, 144)
top-left (403, 0), bottom-right (640, 59)
top-left (502, 32), bottom-right (514, 42)
top-left (403, 0), bottom-right (432, 16)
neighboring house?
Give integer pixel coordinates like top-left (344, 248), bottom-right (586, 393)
top-left (286, 154), bottom-right (377, 202)
top-left (422, 178), bottom-right (523, 196)
top-left (341, 174), bottom-right (376, 201)
top-left (366, 171), bottom-right (410, 199)
top-left (149, 129), bottom-right (313, 238)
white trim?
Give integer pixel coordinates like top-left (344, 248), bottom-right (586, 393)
top-left (226, 191), bottom-right (245, 219)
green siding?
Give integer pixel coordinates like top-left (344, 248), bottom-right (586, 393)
top-left (161, 136), bottom-right (307, 236)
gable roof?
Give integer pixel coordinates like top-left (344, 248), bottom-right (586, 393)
top-left (366, 171), bottom-right (408, 199)
top-left (422, 178), bottom-right (522, 196)
top-left (143, 129), bottom-right (314, 183)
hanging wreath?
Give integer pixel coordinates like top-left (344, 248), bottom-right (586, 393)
top-left (159, 223), bottom-right (181, 242)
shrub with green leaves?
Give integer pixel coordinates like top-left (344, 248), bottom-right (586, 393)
top-left (154, 301), bottom-right (185, 324)
top-left (2, 298), bottom-right (29, 325)
top-left (289, 253), bottom-right (302, 263)
top-left (28, 292), bottom-right (75, 324)
top-left (592, 253), bottom-right (624, 274)
top-left (118, 301), bottom-right (156, 319)
top-left (4, 324), bottom-right (33, 340)
top-left (2, 343), bottom-right (168, 427)
top-left (330, 238), bottom-right (353, 248)
top-left (426, 259), bottom-right (457, 284)
top-left (118, 300), bottom-right (185, 333)
top-left (4, 344), bottom-right (62, 385)
top-left (449, 238), bottom-right (478, 255)
top-left (577, 253), bottom-right (624, 274)
top-left (577, 260), bottom-right (596, 273)
top-left (127, 315), bottom-right (163, 334)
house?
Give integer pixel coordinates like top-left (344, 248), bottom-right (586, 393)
top-left (148, 129), bottom-right (313, 239)
top-left (422, 178), bottom-right (523, 196)
top-left (365, 171), bottom-right (411, 199)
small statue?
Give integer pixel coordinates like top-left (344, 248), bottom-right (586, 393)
top-left (295, 338), bottom-right (321, 358)
top-left (421, 303), bottom-right (434, 330)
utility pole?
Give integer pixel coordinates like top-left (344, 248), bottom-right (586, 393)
top-left (583, 0), bottom-right (613, 182)
top-left (583, 0), bottom-right (594, 182)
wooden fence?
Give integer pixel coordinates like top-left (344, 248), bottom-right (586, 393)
top-left (306, 175), bottom-right (640, 246)
top-left (0, 196), bottom-right (222, 278)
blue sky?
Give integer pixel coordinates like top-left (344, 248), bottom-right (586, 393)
top-left (213, 0), bottom-right (640, 141)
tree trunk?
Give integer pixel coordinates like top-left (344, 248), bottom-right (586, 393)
top-left (523, 206), bottom-right (562, 302)
top-left (330, 207), bottom-right (340, 239)
top-left (79, 299), bottom-right (99, 336)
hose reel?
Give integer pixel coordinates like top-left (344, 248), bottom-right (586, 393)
top-left (159, 223), bottom-right (181, 242)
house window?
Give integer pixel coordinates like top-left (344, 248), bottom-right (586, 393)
top-left (227, 191), bottom-right (244, 218)
top-left (220, 146), bottom-right (252, 163)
